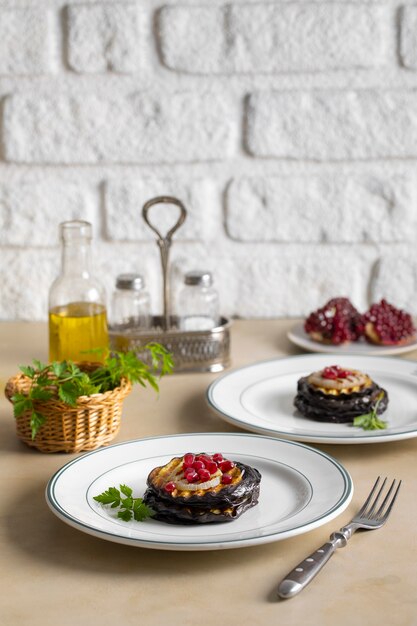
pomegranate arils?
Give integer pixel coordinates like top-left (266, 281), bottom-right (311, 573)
top-left (322, 365), bottom-right (353, 380)
top-left (219, 460), bottom-right (235, 472)
top-left (185, 470), bottom-right (199, 483)
top-left (164, 481), bottom-right (176, 493)
top-left (206, 461), bottom-right (218, 475)
top-left (179, 451), bottom-right (238, 486)
top-left (304, 297), bottom-right (364, 345)
top-left (197, 454), bottom-right (212, 466)
top-left (183, 453), bottom-right (195, 468)
top-left (364, 299), bottom-right (416, 345)
top-left (198, 468), bottom-right (211, 481)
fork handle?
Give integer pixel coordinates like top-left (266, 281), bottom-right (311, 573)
top-left (277, 533), bottom-right (347, 599)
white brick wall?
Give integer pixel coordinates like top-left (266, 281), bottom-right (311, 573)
top-left (0, 181), bottom-right (96, 246)
top-left (104, 178), bottom-right (217, 241)
top-left (0, 0), bottom-right (417, 321)
top-left (400, 6), bottom-right (417, 68)
top-left (66, 3), bottom-right (143, 73)
top-left (0, 8), bottom-right (53, 75)
top-left (158, 4), bottom-right (389, 73)
top-left (246, 90), bottom-right (417, 160)
top-left (4, 91), bottom-right (235, 164)
top-left (226, 176), bottom-right (417, 243)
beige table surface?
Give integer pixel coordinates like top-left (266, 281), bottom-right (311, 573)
top-left (1, 320), bottom-right (416, 626)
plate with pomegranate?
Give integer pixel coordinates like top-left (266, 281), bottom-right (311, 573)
top-left (288, 298), bottom-right (417, 356)
top-left (207, 354), bottom-right (417, 444)
top-left (46, 433), bottom-right (352, 550)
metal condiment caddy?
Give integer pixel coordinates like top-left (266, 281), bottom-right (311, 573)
top-left (108, 196), bottom-right (231, 373)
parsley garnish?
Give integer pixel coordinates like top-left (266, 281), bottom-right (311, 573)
top-left (93, 485), bottom-right (154, 522)
top-left (11, 344), bottom-right (173, 439)
top-left (353, 392), bottom-right (388, 431)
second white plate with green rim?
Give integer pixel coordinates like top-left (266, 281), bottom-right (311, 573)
top-left (207, 354), bottom-right (417, 444)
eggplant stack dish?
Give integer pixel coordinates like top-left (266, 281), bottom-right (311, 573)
top-left (143, 452), bottom-right (261, 524)
top-left (294, 365), bottom-right (388, 424)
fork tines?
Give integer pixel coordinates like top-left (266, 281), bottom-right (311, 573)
top-left (358, 476), bottom-right (402, 522)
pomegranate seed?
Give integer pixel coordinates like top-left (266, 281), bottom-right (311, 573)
top-left (212, 453), bottom-right (223, 463)
top-left (183, 453), bottom-right (195, 468)
top-left (198, 468), bottom-right (211, 481)
top-left (221, 474), bottom-right (232, 484)
top-left (192, 460), bottom-right (205, 471)
top-left (206, 461), bottom-right (218, 475)
top-left (186, 470), bottom-right (199, 483)
top-left (164, 481), bottom-right (176, 493)
top-left (197, 454), bottom-right (212, 465)
top-left (219, 460), bottom-right (235, 472)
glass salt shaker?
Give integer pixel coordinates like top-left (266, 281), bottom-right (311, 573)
top-left (111, 273), bottom-right (151, 329)
top-left (178, 270), bottom-right (220, 331)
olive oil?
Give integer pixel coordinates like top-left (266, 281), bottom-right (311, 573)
top-left (49, 302), bottom-right (108, 362)
top-left (48, 221), bottom-right (108, 363)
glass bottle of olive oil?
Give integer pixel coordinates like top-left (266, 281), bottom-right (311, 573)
top-left (48, 221), bottom-right (109, 363)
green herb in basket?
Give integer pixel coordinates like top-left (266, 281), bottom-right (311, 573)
top-left (11, 344), bottom-right (174, 439)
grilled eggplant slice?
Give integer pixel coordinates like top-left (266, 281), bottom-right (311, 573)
top-left (294, 365), bottom-right (388, 424)
top-left (143, 453), bottom-right (261, 525)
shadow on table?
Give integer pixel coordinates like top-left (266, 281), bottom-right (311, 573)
top-left (174, 390), bottom-right (242, 434)
top-left (6, 436), bottom-right (411, 602)
top-left (5, 479), bottom-right (278, 581)
top-left (0, 410), bottom-right (33, 453)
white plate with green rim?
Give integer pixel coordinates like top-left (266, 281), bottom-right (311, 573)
top-left (207, 354), bottom-right (417, 444)
top-left (46, 433), bottom-right (352, 551)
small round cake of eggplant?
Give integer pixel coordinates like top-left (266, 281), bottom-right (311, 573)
top-left (294, 365), bottom-right (388, 424)
top-left (143, 452), bottom-right (261, 525)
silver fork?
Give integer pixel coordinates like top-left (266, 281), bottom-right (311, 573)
top-left (277, 476), bottom-right (402, 599)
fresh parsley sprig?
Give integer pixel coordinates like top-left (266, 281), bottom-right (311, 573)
top-left (353, 392), bottom-right (388, 431)
top-left (11, 345), bottom-right (173, 440)
top-left (93, 484), bottom-right (154, 522)
top-left (89, 343), bottom-right (173, 393)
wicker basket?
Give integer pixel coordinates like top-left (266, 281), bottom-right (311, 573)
top-left (4, 363), bottom-right (132, 454)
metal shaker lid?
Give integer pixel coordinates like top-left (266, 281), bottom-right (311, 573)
top-left (116, 273), bottom-right (145, 291)
top-left (184, 270), bottom-right (213, 287)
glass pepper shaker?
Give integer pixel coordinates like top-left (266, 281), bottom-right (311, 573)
top-left (111, 273), bottom-right (151, 329)
top-left (48, 221), bottom-right (109, 363)
top-left (178, 270), bottom-right (220, 331)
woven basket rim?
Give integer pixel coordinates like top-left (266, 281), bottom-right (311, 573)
top-left (4, 361), bottom-right (134, 453)
top-left (5, 370), bottom-right (132, 406)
